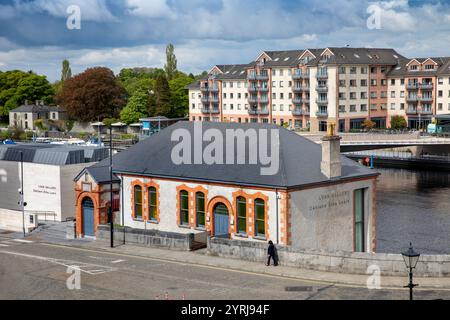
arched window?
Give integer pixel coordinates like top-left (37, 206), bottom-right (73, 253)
top-left (134, 185), bottom-right (142, 219)
top-left (180, 190), bottom-right (189, 226)
top-left (254, 198), bottom-right (266, 237)
top-left (148, 187), bottom-right (157, 221)
top-left (236, 196), bottom-right (247, 235)
top-left (196, 192), bottom-right (205, 228)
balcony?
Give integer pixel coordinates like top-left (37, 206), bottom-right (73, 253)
top-left (406, 108), bottom-right (417, 115)
top-left (259, 87), bottom-right (269, 92)
top-left (293, 86), bottom-right (303, 92)
top-left (316, 109), bottom-right (328, 117)
top-left (248, 96), bottom-right (258, 103)
top-left (201, 97), bottom-right (210, 103)
top-left (258, 108), bottom-right (269, 115)
top-left (247, 74), bottom-right (257, 80)
top-left (248, 86), bottom-right (258, 92)
top-left (419, 96), bottom-right (433, 102)
top-left (292, 73), bottom-right (303, 80)
top-left (301, 73), bottom-right (310, 79)
top-left (316, 73), bottom-right (328, 79)
top-left (258, 97), bottom-right (269, 103)
top-left (248, 108), bottom-right (258, 115)
top-left (303, 109), bottom-right (310, 116)
top-left (256, 73), bottom-right (269, 81)
top-left (292, 108), bottom-right (303, 116)
top-left (292, 97), bottom-right (303, 104)
top-left (420, 108), bottom-right (433, 115)
top-left (316, 85), bottom-right (328, 92)
top-left (200, 86), bottom-right (209, 92)
top-left (210, 97), bottom-right (220, 103)
top-left (406, 83), bottom-right (419, 90)
top-left (201, 107), bottom-right (220, 114)
top-left (406, 96), bottom-right (418, 102)
top-left (209, 86), bottom-right (219, 92)
top-left (316, 98), bottom-right (328, 105)
top-left (420, 83), bottom-right (433, 90)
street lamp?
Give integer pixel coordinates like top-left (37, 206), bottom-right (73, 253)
top-left (401, 242), bottom-right (420, 300)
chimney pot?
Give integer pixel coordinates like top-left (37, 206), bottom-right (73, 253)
top-left (321, 121), bottom-right (342, 179)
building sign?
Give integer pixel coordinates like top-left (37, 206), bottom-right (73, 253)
top-left (33, 185), bottom-right (57, 196)
top-left (308, 190), bottom-right (351, 212)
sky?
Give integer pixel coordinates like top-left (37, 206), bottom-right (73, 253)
top-left (1, 0), bottom-right (450, 82)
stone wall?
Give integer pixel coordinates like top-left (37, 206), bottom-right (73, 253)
top-left (0, 208), bottom-right (38, 232)
top-left (96, 225), bottom-right (207, 251)
top-left (207, 237), bottom-right (450, 277)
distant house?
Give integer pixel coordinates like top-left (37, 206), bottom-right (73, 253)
top-left (9, 101), bottom-right (67, 131)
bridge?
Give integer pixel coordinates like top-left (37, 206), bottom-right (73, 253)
top-left (300, 132), bottom-right (450, 153)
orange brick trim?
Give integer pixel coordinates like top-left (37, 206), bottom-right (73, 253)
top-left (232, 190), bottom-right (270, 240)
top-left (131, 179), bottom-right (145, 220)
top-left (278, 190), bottom-right (290, 245)
top-left (176, 184), bottom-right (209, 229)
top-left (176, 184), bottom-right (190, 227)
top-left (192, 185), bottom-right (208, 228)
top-left (371, 178), bottom-right (378, 252)
top-left (144, 180), bottom-right (160, 223)
top-left (206, 196), bottom-right (234, 237)
top-left (75, 191), bottom-right (100, 237)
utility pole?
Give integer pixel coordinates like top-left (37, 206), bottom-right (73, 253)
top-left (20, 151), bottom-right (25, 237)
top-left (109, 122), bottom-right (114, 248)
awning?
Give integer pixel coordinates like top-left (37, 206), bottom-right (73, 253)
top-left (129, 123), bottom-right (143, 127)
top-left (91, 122), bottom-right (104, 126)
top-left (435, 114), bottom-right (450, 120)
top-left (111, 122), bottom-right (127, 127)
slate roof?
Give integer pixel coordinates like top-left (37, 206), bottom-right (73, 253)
top-left (107, 122), bottom-right (377, 189)
top-left (387, 57), bottom-right (450, 77)
top-left (11, 104), bottom-right (66, 113)
top-left (213, 64), bottom-right (251, 80)
top-left (74, 163), bottom-right (120, 184)
top-left (185, 80), bottom-right (201, 90)
top-left (306, 48), bottom-right (405, 66)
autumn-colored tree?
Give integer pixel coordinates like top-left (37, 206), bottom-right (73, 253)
top-left (56, 67), bottom-right (126, 122)
top-left (362, 119), bottom-right (375, 131)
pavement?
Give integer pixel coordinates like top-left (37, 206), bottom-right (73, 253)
top-left (1, 227), bottom-right (450, 299)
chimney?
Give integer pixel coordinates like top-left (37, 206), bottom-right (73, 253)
top-left (25, 99), bottom-right (28, 105)
top-left (320, 121), bottom-right (342, 179)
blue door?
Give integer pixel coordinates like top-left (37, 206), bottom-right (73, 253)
top-left (214, 203), bottom-right (229, 238)
top-left (82, 198), bottom-right (95, 237)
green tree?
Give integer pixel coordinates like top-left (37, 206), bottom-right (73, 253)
top-left (56, 67), bottom-right (126, 122)
top-left (120, 88), bottom-right (149, 124)
top-left (164, 44), bottom-right (177, 81)
top-left (169, 74), bottom-right (195, 117)
top-left (61, 59), bottom-right (72, 82)
top-left (0, 71), bottom-right (54, 116)
top-left (390, 115), bottom-right (407, 130)
top-left (154, 75), bottom-right (172, 117)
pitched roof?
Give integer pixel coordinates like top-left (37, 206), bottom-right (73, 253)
top-left (387, 56), bottom-right (450, 77)
top-left (213, 64), bottom-right (251, 80)
top-left (10, 104), bottom-right (66, 113)
top-left (74, 164), bottom-right (120, 184)
top-left (109, 122), bottom-right (376, 189)
top-left (306, 48), bottom-right (405, 66)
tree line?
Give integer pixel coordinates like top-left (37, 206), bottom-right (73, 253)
top-left (0, 44), bottom-right (207, 126)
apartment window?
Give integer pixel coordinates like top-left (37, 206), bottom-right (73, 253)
top-left (148, 187), bottom-right (157, 221)
top-left (370, 67), bottom-right (377, 74)
top-left (350, 80), bottom-right (357, 87)
top-left (354, 188), bottom-right (366, 252)
top-left (381, 79), bottom-right (387, 86)
top-left (288, 69), bottom-right (292, 76)
top-left (339, 92), bottom-right (346, 100)
top-left (390, 103), bottom-right (396, 110)
top-left (280, 93), bottom-right (284, 99)
top-left (179, 190), bottom-right (189, 226)
top-left (361, 67), bottom-right (367, 74)
top-left (350, 67), bottom-right (357, 74)
top-left (400, 79), bottom-right (405, 85)
top-left (254, 199), bottom-right (266, 238)
top-left (223, 104), bottom-right (227, 110)
top-left (350, 105), bottom-right (356, 112)
top-left (370, 91), bottom-right (377, 98)
top-left (360, 104), bottom-right (367, 112)
top-left (410, 65), bottom-right (418, 71)
top-left (339, 105), bottom-right (346, 113)
top-left (439, 90), bottom-right (443, 98)
top-left (196, 192), bottom-right (205, 228)
top-left (381, 91), bottom-right (387, 98)
top-left (134, 185), bottom-right (143, 220)
top-left (339, 66), bottom-right (346, 74)
top-left (380, 67), bottom-right (387, 73)
top-left (245, 93), bottom-right (248, 99)
top-left (339, 80), bottom-right (346, 87)
top-left (230, 104), bottom-right (234, 110)
top-left (237, 81), bottom-right (241, 88)
top-left (391, 91), bottom-right (395, 98)
top-left (288, 81), bottom-right (292, 87)
top-left (272, 81), bottom-right (276, 87)
top-left (272, 93), bottom-right (276, 99)
top-left (279, 69), bottom-right (284, 76)
top-left (238, 93), bottom-right (241, 99)
top-left (390, 79), bottom-right (396, 85)
top-left (191, 93), bottom-right (195, 98)
top-left (223, 93), bottom-right (227, 99)
top-left (24, 113), bottom-right (28, 120)
top-left (272, 69), bottom-right (276, 76)
top-left (370, 104), bottom-right (377, 110)
top-left (361, 92), bottom-right (367, 99)
top-left (280, 104), bottom-right (284, 111)
top-left (229, 82), bottom-right (234, 88)
top-left (360, 79), bottom-right (367, 87)
top-left (237, 196), bottom-right (247, 235)
top-left (279, 81), bottom-right (284, 88)
top-left (400, 91), bottom-right (405, 98)
top-left (272, 104), bottom-right (276, 111)
top-left (438, 78), bottom-right (443, 85)
top-left (370, 79), bottom-right (377, 86)
top-left (350, 92), bottom-right (357, 100)
top-left (192, 103), bottom-right (195, 110)
top-left (237, 104), bottom-right (241, 110)
top-left (438, 103), bottom-right (443, 111)
top-left (400, 103), bottom-right (405, 110)
top-left (288, 93), bottom-right (292, 99)
top-left (223, 82), bottom-right (227, 88)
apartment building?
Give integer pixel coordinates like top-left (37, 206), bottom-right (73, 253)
top-left (188, 47), bottom-right (450, 132)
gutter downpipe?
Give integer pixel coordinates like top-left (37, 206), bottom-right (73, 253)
top-left (275, 189), bottom-right (279, 245)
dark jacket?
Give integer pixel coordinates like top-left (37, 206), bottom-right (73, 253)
top-left (268, 243), bottom-right (275, 256)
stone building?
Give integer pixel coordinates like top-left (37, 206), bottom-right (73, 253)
top-left (74, 122), bottom-right (379, 253)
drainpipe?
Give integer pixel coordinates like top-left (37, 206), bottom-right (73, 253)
top-left (121, 174), bottom-right (125, 244)
top-left (275, 189), bottom-right (279, 245)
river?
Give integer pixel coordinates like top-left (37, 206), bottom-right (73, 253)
top-left (376, 167), bottom-right (450, 254)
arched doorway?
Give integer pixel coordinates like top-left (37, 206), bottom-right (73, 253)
top-left (82, 197), bottom-right (95, 237)
top-left (213, 203), bottom-right (229, 238)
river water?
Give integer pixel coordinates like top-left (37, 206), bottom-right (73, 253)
top-left (376, 167), bottom-right (450, 254)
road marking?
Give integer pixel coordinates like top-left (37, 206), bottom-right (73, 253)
top-left (12, 239), bottom-right (33, 243)
top-left (0, 250), bottom-right (117, 275)
top-left (111, 259), bottom-right (125, 264)
top-left (0, 244), bottom-right (9, 247)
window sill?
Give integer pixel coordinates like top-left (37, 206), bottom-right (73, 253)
top-left (179, 224), bottom-right (191, 229)
top-left (146, 220), bottom-right (158, 224)
top-left (234, 233), bottom-right (248, 239)
top-left (133, 218), bottom-right (144, 222)
top-left (254, 236), bottom-right (266, 241)
top-left (195, 227), bottom-right (206, 231)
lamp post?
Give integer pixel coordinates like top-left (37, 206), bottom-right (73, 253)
top-left (109, 121), bottom-right (114, 248)
top-left (401, 242), bottom-right (420, 300)
top-left (19, 151), bottom-right (25, 237)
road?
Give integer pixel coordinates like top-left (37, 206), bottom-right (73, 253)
top-left (0, 236), bottom-right (449, 300)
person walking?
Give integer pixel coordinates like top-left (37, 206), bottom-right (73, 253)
top-left (266, 240), bottom-right (278, 266)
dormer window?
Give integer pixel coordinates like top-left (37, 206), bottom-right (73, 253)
top-left (410, 65), bottom-right (418, 71)
top-left (425, 64), bottom-right (435, 70)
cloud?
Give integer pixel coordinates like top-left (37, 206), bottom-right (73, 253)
top-left (125, 0), bottom-right (176, 19)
